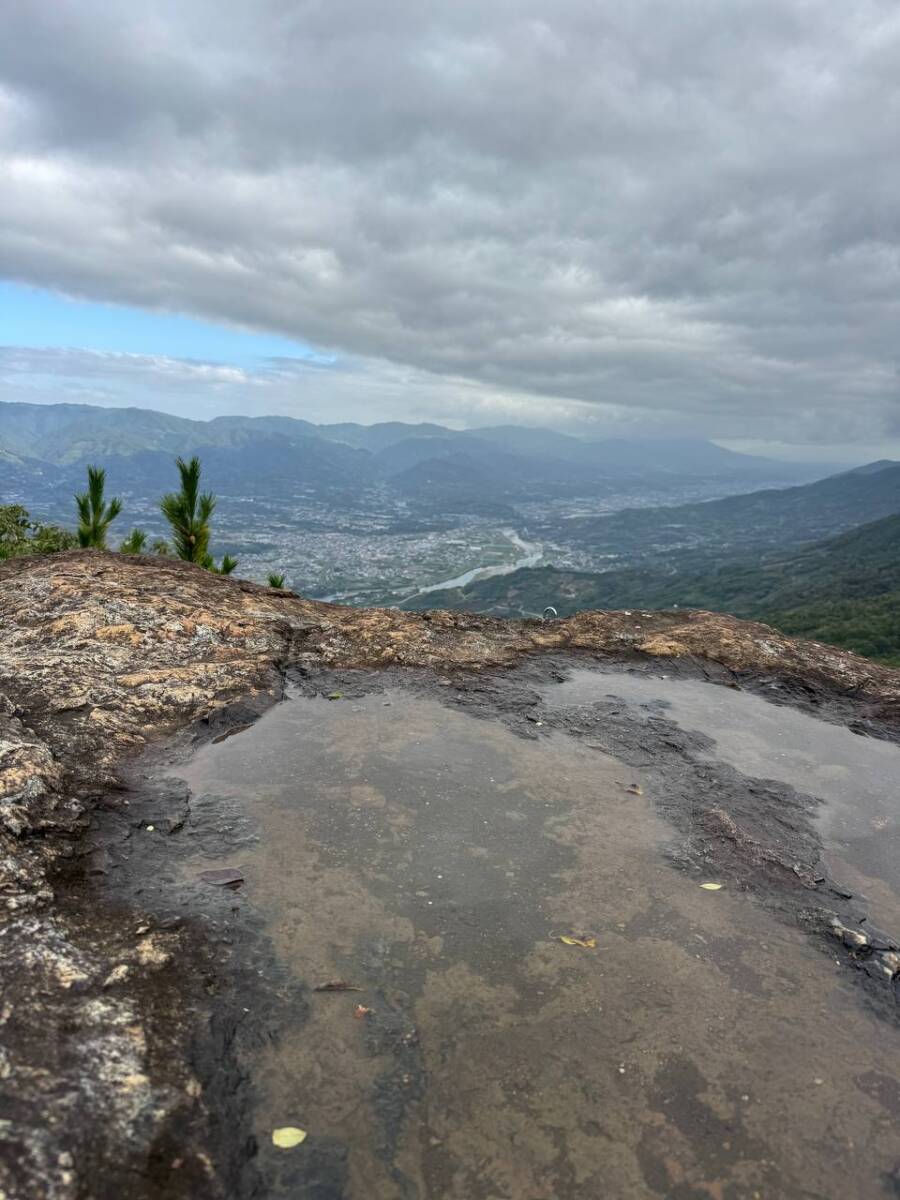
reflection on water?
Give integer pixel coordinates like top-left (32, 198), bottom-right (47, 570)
top-left (175, 685), bottom-right (900, 1199)
top-left (543, 669), bottom-right (900, 927)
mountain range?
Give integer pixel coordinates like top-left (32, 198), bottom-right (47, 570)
top-left (0, 400), bottom-right (834, 522)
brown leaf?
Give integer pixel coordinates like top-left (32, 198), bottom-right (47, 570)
top-left (353, 1004), bottom-right (373, 1019)
top-left (559, 934), bottom-right (598, 949)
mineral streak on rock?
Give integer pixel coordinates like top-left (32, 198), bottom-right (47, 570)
top-left (2, 549), bottom-right (900, 1198)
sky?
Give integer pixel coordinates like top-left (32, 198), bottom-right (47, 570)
top-left (1, 0), bottom-right (899, 461)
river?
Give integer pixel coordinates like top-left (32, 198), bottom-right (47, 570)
top-left (400, 528), bottom-right (543, 601)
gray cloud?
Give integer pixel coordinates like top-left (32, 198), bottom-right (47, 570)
top-left (0, 344), bottom-right (616, 431)
top-left (1, 0), bottom-right (899, 444)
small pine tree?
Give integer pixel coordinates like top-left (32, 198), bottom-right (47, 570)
top-left (75, 466), bottom-right (122, 550)
top-left (267, 573), bottom-right (286, 588)
top-left (208, 554), bottom-right (238, 576)
top-left (160, 457), bottom-right (215, 563)
top-left (159, 457), bottom-right (237, 575)
top-left (151, 538), bottom-right (171, 556)
top-left (119, 529), bottom-right (147, 555)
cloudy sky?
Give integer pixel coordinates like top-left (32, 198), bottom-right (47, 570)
top-left (1, 0), bottom-right (899, 459)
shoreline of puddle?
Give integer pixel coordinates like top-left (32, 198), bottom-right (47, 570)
top-left (151, 665), bottom-right (900, 1198)
top-left (541, 667), bottom-right (900, 933)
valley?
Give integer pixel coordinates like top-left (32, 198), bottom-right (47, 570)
top-left (1, 398), bottom-right (834, 607)
top-left (401, 463), bottom-right (900, 664)
top-left (3, 399), bottom-right (898, 662)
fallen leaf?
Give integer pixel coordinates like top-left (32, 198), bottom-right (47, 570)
top-left (353, 1004), bottom-right (373, 1019)
top-left (198, 868), bottom-right (244, 888)
top-left (272, 1127), bottom-right (307, 1149)
top-left (313, 980), bottom-right (362, 993)
top-left (625, 784), bottom-right (643, 796)
top-left (559, 934), bottom-right (597, 949)
top-left (700, 882), bottom-right (724, 891)
top-left (327, 692), bottom-right (343, 701)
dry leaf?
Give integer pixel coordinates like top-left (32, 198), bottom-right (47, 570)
top-left (272, 1127), bottom-right (307, 1149)
top-left (559, 934), bottom-right (597, 949)
top-left (625, 784), bottom-right (643, 796)
top-left (700, 882), bottom-right (724, 891)
top-left (353, 1004), bottom-right (373, 1019)
top-left (313, 980), bottom-right (362, 992)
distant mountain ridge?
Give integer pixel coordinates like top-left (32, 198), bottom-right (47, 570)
top-left (0, 399), bottom-right (835, 518)
top-left (0, 399), bottom-right (827, 474)
top-left (541, 458), bottom-right (900, 560)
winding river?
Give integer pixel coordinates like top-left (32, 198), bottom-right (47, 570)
top-left (401, 528), bottom-right (543, 601)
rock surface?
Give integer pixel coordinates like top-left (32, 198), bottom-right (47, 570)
top-left (2, 549), bottom-right (900, 1198)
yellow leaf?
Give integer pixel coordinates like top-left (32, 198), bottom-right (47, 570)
top-left (700, 882), bottom-right (724, 891)
top-left (559, 934), bottom-right (597, 949)
top-left (272, 1127), bottom-right (307, 1149)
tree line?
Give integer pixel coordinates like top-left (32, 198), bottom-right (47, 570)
top-left (0, 456), bottom-right (288, 589)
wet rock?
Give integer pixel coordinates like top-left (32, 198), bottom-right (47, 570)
top-left (3, 550), bottom-right (900, 1197)
top-left (828, 917), bottom-right (871, 951)
top-left (136, 933), bottom-right (176, 968)
top-left (860, 924), bottom-right (898, 952)
top-left (864, 956), bottom-right (899, 984)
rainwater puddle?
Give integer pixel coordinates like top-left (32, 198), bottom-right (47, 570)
top-left (175, 685), bottom-right (900, 1199)
top-left (544, 669), bottom-right (900, 930)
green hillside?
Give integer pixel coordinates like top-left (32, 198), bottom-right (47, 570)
top-left (762, 593), bottom-right (900, 667)
top-left (555, 460), bottom-right (900, 558)
top-left (404, 511), bottom-right (900, 664)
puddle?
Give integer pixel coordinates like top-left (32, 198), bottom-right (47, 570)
top-left (175, 685), bottom-right (900, 1199)
top-left (543, 669), bottom-right (900, 930)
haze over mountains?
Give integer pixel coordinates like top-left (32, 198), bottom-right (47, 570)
top-left (1, 399), bottom-right (833, 523)
top-left (525, 459), bottom-right (900, 560)
top-left (1, 400), bottom-right (831, 492)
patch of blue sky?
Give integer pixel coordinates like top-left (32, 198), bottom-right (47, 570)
top-left (0, 281), bottom-right (332, 369)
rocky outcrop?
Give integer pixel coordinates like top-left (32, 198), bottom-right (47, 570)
top-left (2, 549), bottom-right (899, 1198)
top-left (4, 551), bottom-right (898, 839)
